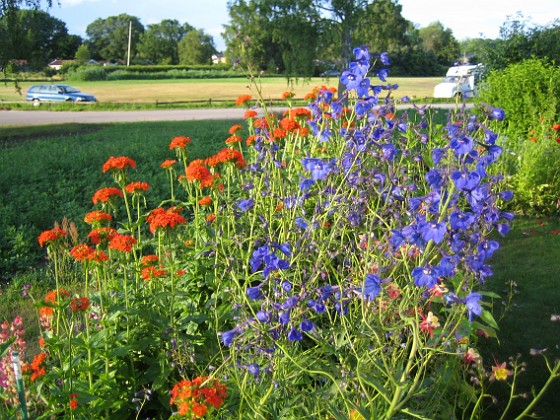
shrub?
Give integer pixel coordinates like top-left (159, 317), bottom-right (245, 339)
top-left (66, 66), bottom-right (107, 81)
top-left (478, 59), bottom-right (560, 213)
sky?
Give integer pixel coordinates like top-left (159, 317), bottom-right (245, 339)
top-left (44, 0), bottom-right (560, 52)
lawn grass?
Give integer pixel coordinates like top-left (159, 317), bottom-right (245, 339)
top-left (480, 217), bottom-right (560, 417)
top-left (1, 121), bottom-right (559, 417)
top-left (0, 76), bottom-right (442, 105)
top-left (0, 120), bottom-right (241, 280)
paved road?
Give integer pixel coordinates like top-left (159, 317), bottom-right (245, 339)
top-left (0, 108), bottom-right (255, 126)
top-left (0, 103), bottom-right (463, 127)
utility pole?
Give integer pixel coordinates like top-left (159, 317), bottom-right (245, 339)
top-left (126, 20), bottom-right (132, 67)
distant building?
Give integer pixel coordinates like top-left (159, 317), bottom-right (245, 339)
top-left (48, 59), bottom-right (99, 71)
top-left (211, 53), bottom-right (227, 64)
top-left (48, 59), bottom-right (76, 71)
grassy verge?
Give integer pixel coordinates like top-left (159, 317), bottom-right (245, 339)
top-left (480, 217), bottom-right (560, 417)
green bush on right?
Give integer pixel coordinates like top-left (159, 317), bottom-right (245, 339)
top-left (478, 58), bottom-right (560, 214)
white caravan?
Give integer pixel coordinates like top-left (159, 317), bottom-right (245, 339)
top-left (433, 64), bottom-right (483, 98)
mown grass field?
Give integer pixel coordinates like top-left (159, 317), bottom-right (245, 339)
top-left (0, 77), bottom-right (442, 104)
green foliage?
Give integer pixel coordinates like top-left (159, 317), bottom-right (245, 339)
top-left (85, 14), bottom-right (144, 63)
top-left (478, 58), bottom-right (560, 213)
top-left (137, 19), bottom-right (194, 65)
top-left (418, 21), bottom-right (460, 67)
top-left (66, 65), bottom-right (107, 81)
top-left (178, 29), bottom-right (217, 65)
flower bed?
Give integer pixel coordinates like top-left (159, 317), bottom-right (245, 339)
top-left (1, 47), bottom-right (558, 419)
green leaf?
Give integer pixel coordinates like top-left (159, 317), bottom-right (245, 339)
top-left (480, 308), bottom-right (500, 330)
top-left (0, 338), bottom-right (15, 359)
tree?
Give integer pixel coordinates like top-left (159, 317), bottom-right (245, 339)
top-left (418, 21), bottom-right (460, 66)
top-left (316, 0), bottom-right (370, 66)
top-left (75, 43), bottom-right (91, 63)
top-left (1, 0), bottom-right (53, 75)
top-left (178, 29), bottom-right (217, 65)
top-left (86, 14), bottom-right (144, 63)
top-left (0, 9), bottom-right (80, 68)
top-left (354, 0), bottom-right (409, 53)
top-left (137, 19), bottom-right (194, 65)
top-left (223, 0), bottom-right (281, 71)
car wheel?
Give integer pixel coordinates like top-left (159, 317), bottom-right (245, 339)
top-left (32, 98), bottom-right (41, 107)
top-left (454, 92), bottom-right (463, 98)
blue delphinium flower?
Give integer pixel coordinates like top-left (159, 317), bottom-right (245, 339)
top-left (353, 46), bottom-right (370, 61)
top-left (465, 292), bottom-right (483, 322)
top-left (237, 197), bottom-right (254, 212)
top-left (340, 70), bottom-right (362, 91)
top-left (377, 69), bottom-right (389, 82)
top-left (248, 363), bottom-right (260, 376)
top-left (287, 327), bottom-right (303, 341)
top-left (361, 274), bottom-right (382, 301)
top-left (379, 52), bottom-right (390, 66)
top-left (256, 310), bottom-right (272, 323)
top-left (246, 284), bottom-right (263, 300)
top-left (477, 240), bottom-right (499, 259)
top-left (490, 107), bottom-right (505, 121)
top-left (450, 135), bottom-right (474, 156)
top-left (412, 266), bottom-right (440, 289)
top-left (222, 328), bottom-right (239, 346)
top-left (356, 78), bottom-right (371, 98)
top-left (451, 170), bottom-right (480, 191)
top-left (300, 318), bottom-right (315, 332)
top-left (420, 220), bottom-right (447, 244)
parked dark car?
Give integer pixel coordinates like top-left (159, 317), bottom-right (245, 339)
top-left (26, 84), bottom-right (97, 104)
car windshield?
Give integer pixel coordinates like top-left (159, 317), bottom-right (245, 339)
top-left (59, 86), bottom-right (80, 93)
top-left (442, 76), bottom-right (459, 83)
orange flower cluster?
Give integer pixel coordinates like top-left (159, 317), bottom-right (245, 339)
top-left (228, 124), bottom-right (243, 134)
top-left (198, 196), bottom-right (212, 206)
top-left (147, 207), bottom-right (186, 234)
top-left (170, 376), bottom-right (227, 418)
top-left (70, 243), bottom-right (95, 261)
top-left (84, 210), bottom-right (112, 224)
top-left (125, 181), bottom-right (150, 194)
top-left (141, 254), bottom-right (160, 266)
top-left (102, 156), bottom-right (136, 173)
top-left (70, 297), bottom-right (90, 312)
top-left (88, 227), bottom-right (117, 245)
top-left (225, 135), bottom-right (242, 144)
top-left (205, 148), bottom-right (246, 168)
top-left (184, 160), bottom-right (214, 188)
top-left (161, 159), bottom-right (177, 169)
top-left (92, 187), bottom-right (123, 204)
top-left (169, 136), bottom-right (192, 150)
top-left (235, 94), bottom-right (252, 106)
top-left (141, 265), bottom-right (168, 281)
top-left (29, 352), bottom-right (48, 381)
top-left (44, 289), bottom-right (70, 304)
top-left (284, 107), bottom-right (312, 120)
top-left (281, 91), bottom-right (295, 100)
top-left (38, 228), bottom-right (68, 247)
top-left (243, 109), bottom-right (258, 119)
top-left (108, 233), bottom-right (137, 252)
top-left (69, 393), bottom-right (78, 410)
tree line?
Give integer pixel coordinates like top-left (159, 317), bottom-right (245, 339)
top-left (1, 0), bottom-right (559, 77)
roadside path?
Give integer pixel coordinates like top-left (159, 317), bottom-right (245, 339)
top-left (0, 104), bottom-right (463, 127)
